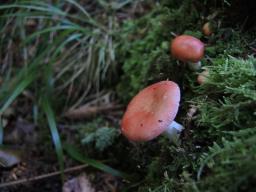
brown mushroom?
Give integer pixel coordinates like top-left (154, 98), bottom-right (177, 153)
top-left (197, 69), bottom-right (209, 85)
top-left (121, 81), bottom-right (183, 143)
top-left (202, 22), bottom-right (213, 36)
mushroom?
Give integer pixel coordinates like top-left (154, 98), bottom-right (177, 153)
top-left (171, 35), bottom-right (205, 71)
top-left (202, 22), bottom-right (213, 36)
top-left (121, 81), bottom-right (184, 143)
top-left (197, 69), bottom-right (209, 85)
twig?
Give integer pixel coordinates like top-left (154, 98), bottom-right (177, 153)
top-left (170, 31), bottom-right (177, 37)
top-left (64, 104), bottom-right (123, 119)
top-left (0, 164), bottom-right (88, 188)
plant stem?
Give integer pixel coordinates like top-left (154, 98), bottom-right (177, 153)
top-left (165, 121), bottom-right (184, 144)
top-left (188, 61), bottom-right (201, 71)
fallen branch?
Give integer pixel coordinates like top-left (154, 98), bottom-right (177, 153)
top-left (64, 104), bottom-right (123, 119)
top-left (0, 164), bottom-right (88, 188)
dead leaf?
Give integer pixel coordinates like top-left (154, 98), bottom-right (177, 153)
top-left (62, 174), bottom-right (95, 192)
top-left (4, 118), bottom-right (37, 144)
top-left (0, 148), bottom-right (21, 168)
top-left (1, 107), bottom-right (15, 117)
top-left (25, 19), bottom-right (37, 27)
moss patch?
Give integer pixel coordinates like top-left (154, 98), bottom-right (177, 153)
top-left (116, 0), bottom-right (256, 191)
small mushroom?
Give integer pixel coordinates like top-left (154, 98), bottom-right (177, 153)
top-left (202, 22), bottom-right (213, 36)
top-left (121, 81), bottom-right (184, 143)
top-left (171, 35), bottom-right (205, 71)
top-left (197, 69), bottom-right (209, 85)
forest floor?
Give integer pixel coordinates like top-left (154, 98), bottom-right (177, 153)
top-left (0, 0), bottom-right (256, 192)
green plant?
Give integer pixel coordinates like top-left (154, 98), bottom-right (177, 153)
top-left (0, 0), bottom-right (132, 180)
top-left (0, 0), bottom-right (126, 110)
top-left (81, 126), bottom-right (119, 152)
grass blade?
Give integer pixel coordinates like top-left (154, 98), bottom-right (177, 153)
top-left (42, 97), bottom-right (64, 181)
top-left (65, 0), bottom-right (91, 17)
top-left (64, 143), bottom-right (131, 179)
top-left (0, 2), bottom-right (103, 29)
top-left (0, 72), bottom-right (35, 114)
top-left (23, 25), bottom-right (90, 45)
top-left (0, 118), bottom-right (3, 145)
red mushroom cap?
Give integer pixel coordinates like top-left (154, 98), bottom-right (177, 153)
top-left (171, 35), bottom-right (205, 63)
top-left (121, 81), bottom-right (180, 141)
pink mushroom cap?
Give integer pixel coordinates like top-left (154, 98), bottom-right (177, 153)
top-left (171, 35), bottom-right (205, 63)
top-left (121, 81), bottom-right (180, 141)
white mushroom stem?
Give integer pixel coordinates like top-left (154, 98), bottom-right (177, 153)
top-left (165, 121), bottom-right (184, 144)
top-left (188, 61), bottom-right (201, 71)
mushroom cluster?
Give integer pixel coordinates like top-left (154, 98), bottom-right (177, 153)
top-left (121, 22), bottom-right (213, 144)
top-left (169, 21), bottom-right (214, 83)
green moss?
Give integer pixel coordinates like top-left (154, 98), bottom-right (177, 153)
top-left (116, 1), bottom-right (256, 191)
top-left (197, 136), bottom-right (256, 192)
top-left (188, 57), bottom-right (256, 191)
top-left (138, 57), bottom-right (255, 192)
top-left (78, 118), bottom-right (120, 152)
top-left (117, 0), bottom-right (200, 102)
top-left (192, 56), bottom-right (256, 138)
